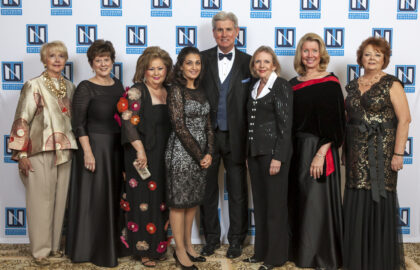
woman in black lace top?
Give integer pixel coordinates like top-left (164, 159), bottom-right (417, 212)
top-left (343, 37), bottom-right (411, 270)
top-left (165, 46), bottom-right (214, 269)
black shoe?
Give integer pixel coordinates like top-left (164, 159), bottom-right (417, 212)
top-left (258, 264), bottom-right (274, 270)
top-left (187, 252), bottom-right (206, 262)
top-left (173, 251), bottom-right (198, 270)
top-left (242, 255), bottom-right (261, 263)
top-left (200, 243), bottom-right (220, 256)
top-left (226, 243), bottom-right (242, 259)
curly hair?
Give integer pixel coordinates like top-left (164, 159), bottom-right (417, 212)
top-left (356, 36), bottom-right (391, 69)
top-left (132, 46), bottom-right (173, 86)
top-left (294, 33), bottom-right (330, 76)
top-left (86, 39), bottom-right (115, 66)
top-left (173, 46), bottom-right (203, 88)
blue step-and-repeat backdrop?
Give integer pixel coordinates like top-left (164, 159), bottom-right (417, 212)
top-left (0, 0), bottom-right (419, 243)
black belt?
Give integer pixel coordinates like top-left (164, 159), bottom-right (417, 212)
top-left (348, 119), bottom-right (397, 202)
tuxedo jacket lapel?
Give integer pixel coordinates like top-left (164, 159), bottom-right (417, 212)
top-left (209, 48), bottom-right (220, 91)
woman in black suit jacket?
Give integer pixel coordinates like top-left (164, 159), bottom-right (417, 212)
top-left (243, 46), bottom-right (293, 270)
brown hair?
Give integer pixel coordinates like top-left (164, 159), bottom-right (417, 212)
top-left (173, 46), bottom-right (203, 88)
top-left (40, 41), bottom-right (68, 64)
top-left (249, 46), bottom-right (281, 78)
top-left (86, 39), bottom-right (115, 66)
top-left (132, 46), bottom-right (173, 85)
top-left (294, 33), bottom-right (330, 76)
top-left (356, 37), bottom-right (391, 69)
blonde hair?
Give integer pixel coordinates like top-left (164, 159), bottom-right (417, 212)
top-left (40, 41), bottom-right (68, 64)
top-left (294, 33), bottom-right (330, 76)
top-left (249, 46), bottom-right (281, 78)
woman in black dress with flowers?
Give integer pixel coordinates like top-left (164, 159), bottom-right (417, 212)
top-left (118, 46), bottom-right (173, 268)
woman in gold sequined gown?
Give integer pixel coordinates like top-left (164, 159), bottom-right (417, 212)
top-left (343, 37), bottom-right (411, 270)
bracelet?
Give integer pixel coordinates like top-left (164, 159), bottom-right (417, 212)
top-left (394, 152), bottom-right (404, 157)
top-left (315, 153), bottom-right (325, 158)
top-left (17, 152), bottom-right (28, 160)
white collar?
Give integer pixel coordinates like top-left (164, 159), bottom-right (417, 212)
top-left (252, 72), bottom-right (278, 99)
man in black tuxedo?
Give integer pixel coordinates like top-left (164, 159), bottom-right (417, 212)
top-left (200, 11), bottom-right (251, 259)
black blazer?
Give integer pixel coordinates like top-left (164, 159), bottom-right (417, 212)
top-left (201, 47), bottom-right (252, 163)
top-left (247, 77), bottom-right (293, 162)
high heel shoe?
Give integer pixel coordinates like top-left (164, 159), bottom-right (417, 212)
top-left (173, 251), bottom-right (198, 270)
top-left (187, 251), bottom-right (206, 262)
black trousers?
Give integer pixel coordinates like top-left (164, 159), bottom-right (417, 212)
top-left (200, 130), bottom-right (248, 245)
top-left (248, 154), bottom-right (289, 266)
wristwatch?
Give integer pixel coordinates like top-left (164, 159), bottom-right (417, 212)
top-left (17, 152), bottom-right (28, 160)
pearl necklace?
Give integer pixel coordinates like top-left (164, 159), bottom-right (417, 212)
top-left (358, 72), bottom-right (383, 87)
top-left (43, 71), bottom-right (67, 98)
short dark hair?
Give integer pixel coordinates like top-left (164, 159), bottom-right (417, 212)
top-left (173, 47), bottom-right (203, 88)
top-left (356, 37), bottom-right (391, 69)
top-left (86, 39), bottom-right (115, 66)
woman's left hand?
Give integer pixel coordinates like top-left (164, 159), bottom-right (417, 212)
top-left (200, 154), bottom-right (212, 169)
top-left (391, 155), bottom-right (404, 172)
top-left (269, 159), bottom-right (281, 175)
top-left (310, 155), bottom-right (325, 179)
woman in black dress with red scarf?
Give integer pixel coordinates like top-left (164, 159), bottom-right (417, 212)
top-left (288, 33), bottom-right (346, 270)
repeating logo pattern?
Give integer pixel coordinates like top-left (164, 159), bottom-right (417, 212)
top-left (397, 0), bottom-right (418, 20)
top-left (176, 26), bottom-right (197, 54)
top-left (300, 0), bottom-right (321, 19)
top-left (2, 62), bottom-right (23, 90)
top-left (1, 0), bottom-right (22, 15)
top-left (396, 65), bottom-right (416, 93)
top-left (101, 0), bottom-right (122, 16)
top-left (151, 0), bottom-right (172, 17)
top-left (111, 62), bottom-right (123, 81)
top-left (201, 0), bottom-right (221, 18)
top-left (324, 28), bottom-right (344, 56)
top-left (275, 27), bottom-right (296, 56)
top-left (399, 207), bottom-right (410, 234)
top-left (51, 0), bottom-right (72, 16)
top-left (5, 207), bottom-right (26, 236)
top-left (235, 27), bottom-right (247, 53)
top-left (372, 28), bottom-right (393, 50)
top-left (248, 208), bottom-right (255, 236)
top-left (347, 64), bottom-right (362, 84)
top-left (76, 25), bottom-right (97, 53)
top-left (250, 0), bottom-right (271, 18)
top-left (3, 135), bottom-right (16, 163)
top-left (404, 137), bottom-right (413, 164)
top-left (62, 62), bottom-right (73, 82)
top-left (126, 25), bottom-right (147, 54)
top-left (348, 0), bottom-right (369, 19)
top-left (26, 24), bottom-right (48, 53)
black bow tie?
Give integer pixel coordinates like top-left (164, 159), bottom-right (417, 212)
top-left (218, 52), bottom-right (233, 61)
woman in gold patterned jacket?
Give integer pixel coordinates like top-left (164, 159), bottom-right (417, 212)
top-left (8, 41), bottom-right (77, 266)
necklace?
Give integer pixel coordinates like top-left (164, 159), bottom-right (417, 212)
top-left (358, 72), bottom-right (383, 87)
top-left (43, 71), bottom-right (67, 98)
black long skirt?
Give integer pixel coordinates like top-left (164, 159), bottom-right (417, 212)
top-left (343, 189), bottom-right (406, 270)
top-left (288, 132), bottom-right (343, 270)
top-left (66, 132), bottom-right (123, 267)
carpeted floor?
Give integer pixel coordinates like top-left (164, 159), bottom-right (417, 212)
top-left (0, 243), bottom-right (419, 269)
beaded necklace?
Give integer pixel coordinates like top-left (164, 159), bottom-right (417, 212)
top-left (42, 71), bottom-right (67, 98)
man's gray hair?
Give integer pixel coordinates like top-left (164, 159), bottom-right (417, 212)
top-left (212, 11), bottom-right (238, 29)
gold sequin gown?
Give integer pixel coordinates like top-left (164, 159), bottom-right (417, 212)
top-left (343, 74), bottom-right (405, 270)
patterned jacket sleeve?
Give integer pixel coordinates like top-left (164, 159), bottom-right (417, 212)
top-left (121, 86), bottom-right (142, 143)
top-left (9, 80), bottom-right (38, 159)
top-left (168, 85), bottom-right (205, 164)
top-left (272, 79), bottom-right (293, 162)
top-left (205, 111), bottom-right (214, 156)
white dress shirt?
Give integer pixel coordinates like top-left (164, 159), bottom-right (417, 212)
top-left (251, 71), bottom-right (278, 100)
top-left (217, 47), bottom-right (235, 83)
